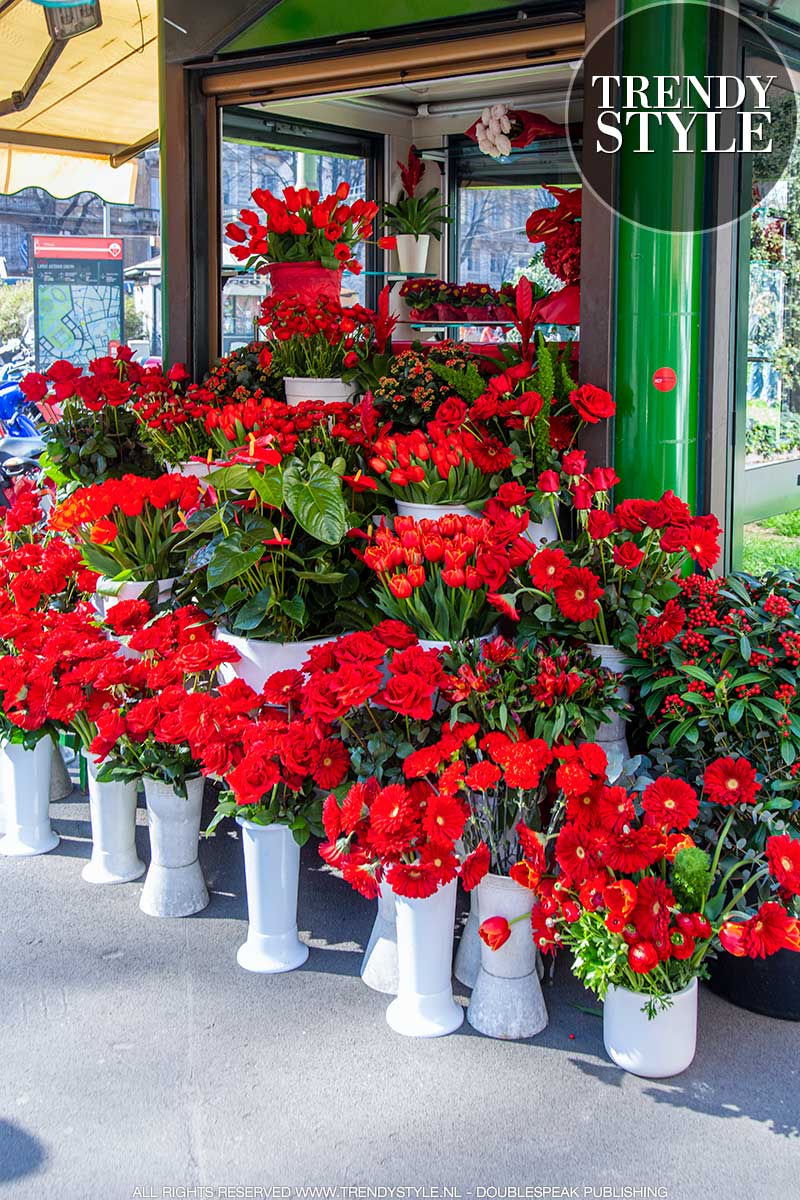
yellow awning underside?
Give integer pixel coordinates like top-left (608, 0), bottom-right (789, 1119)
top-left (0, 0), bottom-right (158, 203)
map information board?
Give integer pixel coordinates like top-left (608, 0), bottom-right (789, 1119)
top-left (33, 236), bottom-right (124, 370)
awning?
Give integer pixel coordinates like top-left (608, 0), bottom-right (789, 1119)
top-left (0, 0), bottom-right (158, 204)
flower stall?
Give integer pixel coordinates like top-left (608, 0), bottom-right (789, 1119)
top-left (1, 143), bottom-right (798, 1076)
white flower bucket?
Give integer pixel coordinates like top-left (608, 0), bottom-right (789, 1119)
top-left (587, 642), bottom-right (630, 756)
top-left (361, 881), bottom-right (399, 994)
top-left (216, 629), bottom-right (340, 694)
top-left (167, 460), bottom-right (218, 484)
top-left (386, 877), bottom-right (463, 1037)
top-left (0, 738), bottom-right (58, 856)
top-left (467, 873), bottom-right (548, 1039)
top-left (283, 377), bottom-right (357, 406)
top-left (140, 776), bottom-right (209, 917)
top-left (97, 577), bottom-right (176, 617)
top-left (395, 233), bottom-right (430, 274)
top-left (603, 978), bottom-right (698, 1077)
top-left (528, 510), bottom-right (559, 546)
top-left (453, 889), bottom-right (481, 988)
top-left (82, 756), bottom-right (145, 885)
top-left (395, 500), bottom-right (479, 522)
top-left (236, 818), bottom-right (308, 973)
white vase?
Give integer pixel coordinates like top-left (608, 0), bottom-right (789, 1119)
top-left (361, 881), bottom-right (399, 994)
top-left (97, 577), bottom-right (176, 616)
top-left (453, 890), bottom-right (481, 988)
top-left (82, 756), bottom-right (145, 885)
top-left (167, 460), bottom-right (217, 485)
top-left (216, 629), bottom-right (340, 693)
top-left (395, 233), bottom-right (430, 274)
top-left (386, 877), bottom-right (463, 1037)
top-left (395, 500), bottom-right (479, 522)
top-left (417, 633), bottom-right (492, 654)
top-left (283, 377), bottom-right (357, 406)
top-left (467, 873), bottom-right (548, 1039)
top-left (587, 642), bottom-right (630, 757)
top-left (0, 738), bottom-right (59, 856)
top-left (603, 978), bottom-right (698, 1077)
top-left (139, 776), bottom-right (209, 917)
top-left (528, 510), bottom-right (559, 546)
top-left (50, 742), bottom-right (74, 801)
top-left (236, 818), bottom-right (308, 973)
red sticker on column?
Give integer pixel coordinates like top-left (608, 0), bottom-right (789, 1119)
top-left (652, 367), bottom-right (677, 392)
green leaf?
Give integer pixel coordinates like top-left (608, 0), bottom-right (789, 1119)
top-left (248, 466), bottom-right (284, 509)
top-left (206, 535), bottom-right (264, 588)
top-left (727, 699), bottom-right (745, 725)
top-left (781, 739), bottom-right (797, 766)
top-left (232, 588), bottom-right (271, 631)
top-left (279, 594), bottom-right (306, 625)
top-left (282, 457), bottom-right (347, 545)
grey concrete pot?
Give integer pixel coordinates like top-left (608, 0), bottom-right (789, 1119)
top-left (467, 873), bottom-right (548, 1040)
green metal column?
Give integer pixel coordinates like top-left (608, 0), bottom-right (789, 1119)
top-left (614, 0), bottom-right (709, 508)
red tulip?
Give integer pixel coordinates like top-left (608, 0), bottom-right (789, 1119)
top-left (479, 915), bottom-right (511, 951)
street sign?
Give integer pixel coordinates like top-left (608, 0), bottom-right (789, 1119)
top-left (33, 235), bottom-right (124, 370)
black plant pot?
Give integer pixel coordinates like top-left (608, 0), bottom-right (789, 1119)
top-left (707, 949), bottom-right (800, 1021)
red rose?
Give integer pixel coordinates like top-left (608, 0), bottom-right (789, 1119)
top-left (587, 510), bottom-right (617, 539)
top-left (569, 384), bottom-right (615, 424)
top-left (537, 470), bottom-right (561, 494)
top-left (561, 450), bottom-right (587, 476)
top-left (612, 541), bottom-right (645, 570)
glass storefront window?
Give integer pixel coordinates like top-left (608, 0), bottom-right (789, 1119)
top-left (745, 91), bottom-right (800, 468)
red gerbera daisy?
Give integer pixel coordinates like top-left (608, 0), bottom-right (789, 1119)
top-left (631, 876), bottom-right (675, 942)
top-left (597, 785), bottom-right (636, 832)
top-left (766, 834), bottom-right (800, 896)
top-left (370, 783), bottom-right (415, 835)
top-left (386, 860), bottom-right (440, 899)
top-left (602, 825), bottom-right (664, 873)
top-left (554, 566), bottom-right (604, 624)
top-left (642, 777), bottom-right (699, 831)
top-left (719, 902), bottom-right (797, 959)
top-left (313, 739), bottom-right (350, 790)
top-left (459, 841), bottom-right (490, 891)
top-left (529, 547), bottom-right (571, 592)
top-left (423, 792), bottom-right (466, 843)
top-left (703, 756), bottom-right (761, 806)
top-left (555, 822), bottom-right (601, 884)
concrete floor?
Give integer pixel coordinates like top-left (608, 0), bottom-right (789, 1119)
top-left (1, 785), bottom-right (798, 1200)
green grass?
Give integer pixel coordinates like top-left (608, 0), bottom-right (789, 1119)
top-left (743, 509), bottom-right (800, 574)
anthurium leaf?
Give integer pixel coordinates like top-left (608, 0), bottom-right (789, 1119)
top-left (248, 466), bottom-right (284, 509)
top-left (279, 594), bottom-right (306, 624)
top-left (282, 457), bottom-right (347, 545)
top-left (232, 588), bottom-right (272, 631)
top-left (207, 535), bottom-right (264, 588)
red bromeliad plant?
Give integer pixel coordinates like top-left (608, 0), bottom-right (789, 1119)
top-left (358, 511), bottom-right (532, 642)
top-left (259, 295), bottom-right (375, 379)
top-left (319, 775), bottom-right (489, 900)
top-left (49, 472), bottom-right (207, 586)
top-left (479, 746), bottom-right (800, 1014)
top-left (225, 181), bottom-right (379, 273)
top-left (383, 145), bottom-right (450, 241)
top-left (503, 461), bottom-right (723, 650)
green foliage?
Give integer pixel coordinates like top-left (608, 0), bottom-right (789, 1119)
top-left (427, 359), bottom-right (487, 403)
top-left (383, 188), bottom-right (451, 239)
top-left (671, 847), bottom-right (712, 912)
top-left (123, 296), bottom-right (146, 342)
top-left (0, 280), bottom-right (32, 342)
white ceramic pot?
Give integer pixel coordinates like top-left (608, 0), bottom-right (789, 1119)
top-left (0, 738), bottom-right (59, 857)
top-left (386, 877), bottom-right (463, 1037)
top-left (167, 460), bottom-right (217, 484)
top-left (395, 500), bottom-right (479, 522)
top-left (467, 873), bottom-right (548, 1040)
top-left (361, 881), bottom-right (399, 994)
top-left (50, 742), bottom-right (74, 801)
top-left (216, 629), bottom-right (340, 693)
top-left (453, 889), bottom-right (481, 988)
top-left (588, 642), bottom-right (630, 757)
top-left (604, 978), bottom-right (698, 1077)
top-left (139, 776), bottom-right (209, 917)
top-left (417, 632), bottom-right (492, 655)
top-left (82, 756), bottom-right (145, 885)
top-left (236, 818), bottom-right (308, 973)
top-left (528, 510), bottom-right (559, 546)
top-left (395, 233), bottom-right (430, 274)
top-left (96, 577), bottom-right (176, 617)
top-left (283, 377), bottom-right (357, 406)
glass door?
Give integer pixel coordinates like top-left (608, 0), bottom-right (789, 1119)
top-left (732, 52), bottom-right (800, 571)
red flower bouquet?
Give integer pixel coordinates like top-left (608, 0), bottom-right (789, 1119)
top-left (50, 472), bottom-right (206, 587)
top-left (479, 747), bottom-right (799, 1013)
top-left (259, 295), bottom-right (374, 381)
top-left (320, 775), bottom-right (489, 900)
top-left (21, 348), bottom-right (164, 484)
top-left (225, 181), bottom-right (378, 274)
top-left (367, 424), bottom-right (511, 508)
top-left (359, 512), bottom-right (529, 642)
